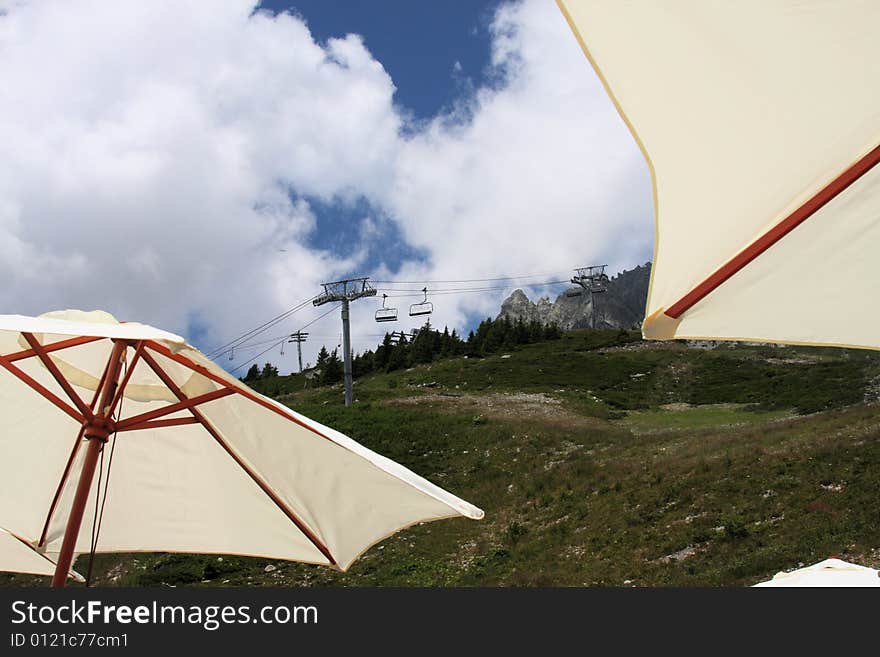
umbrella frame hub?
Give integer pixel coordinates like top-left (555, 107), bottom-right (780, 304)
top-left (82, 418), bottom-right (114, 442)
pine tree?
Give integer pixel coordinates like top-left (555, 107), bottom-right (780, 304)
top-left (514, 317), bottom-right (530, 345)
top-left (374, 334), bottom-right (392, 370)
top-left (353, 349), bottom-right (375, 378)
top-left (313, 346), bottom-right (330, 384)
top-left (543, 322), bottom-right (562, 340)
top-left (321, 348), bottom-right (343, 385)
top-left (528, 320), bottom-right (544, 343)
top-left (243, 364), bottom-right (261, 382)
top-left (465, 329), bottom-right (480, 357)
top-left (386, 341), bottom-right (409, 372)
top-left (450, 329), bottom-right (462, 355)
top-left (483, 319), bottom-right (507, 354)
top-left (439, 327), bottom-right (451, 357)
top-left (409, 323), bottom-right (436, 364)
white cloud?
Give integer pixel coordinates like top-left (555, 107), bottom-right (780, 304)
top-left (381, 0), bottom-right (652, 335)
top-left (0, 0), bottom-right (652, 372)
top-left (0, 0), bottom-right (401, 357)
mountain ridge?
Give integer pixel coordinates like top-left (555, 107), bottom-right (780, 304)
top-left (498, 263), bottom-right (651, 330)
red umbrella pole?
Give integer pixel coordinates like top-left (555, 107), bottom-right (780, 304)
top-left (51, 340), bottom-right (127, 588)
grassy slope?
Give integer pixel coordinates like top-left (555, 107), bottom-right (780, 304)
top-left (6, 331), bottom-right (880, 587)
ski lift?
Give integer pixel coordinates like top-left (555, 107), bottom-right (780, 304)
top-left (565, 287), bottom-right (583, 298)
top-left (409, 287), bottom-right (433, 317)
top-left (375, 294), bottom-right (398, 322)
top-left (591, 273), bottom-right (610, 294)
top-left (228, 347), bottom-right (234, 361)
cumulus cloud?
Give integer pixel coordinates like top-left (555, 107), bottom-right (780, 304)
top-left (0, 1), bottom-right (395, 343)
top-left (380, 0), bottom-right (652, 332)
top-left (0, 0), bottom-right (652, 372)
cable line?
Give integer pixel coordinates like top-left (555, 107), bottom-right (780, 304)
top-left (371, 270), bottom-right (570, 284)
top-left (229, 303), bottom-right (340, 374)
top-left (379, 279), bottom-right (571, 298)
top-left (207, 294), bottom-right (317, 359)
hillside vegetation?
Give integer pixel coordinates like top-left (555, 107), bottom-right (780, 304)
top-left (6, 330), bottom-right (880, 587)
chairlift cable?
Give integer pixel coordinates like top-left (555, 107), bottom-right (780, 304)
top-left (230, 303), bottom-right (340, 374)
top-left (372, 271), bottom-right (570, 284)
top-left (219, 334), bottom-right (292, 352)
top-left (381, 279), bottom-right (572, 298)
top-left (376, 279), bottom-right (571, 294)
top-left (206, 294), bottom-right (318, 358)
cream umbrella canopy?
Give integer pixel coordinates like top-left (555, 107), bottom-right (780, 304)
top-left (753, 558), bottom-right (880, 587)
top-left (0, 527), bottom-right (83, 583)
top-left (557, 0), bottom-right (880, 583)
top-left (557, 0), bottom-right (880, 348)
top-left (0, 310), bottom-right (483, 587)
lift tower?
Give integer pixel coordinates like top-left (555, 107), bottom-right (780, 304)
top-left (313, 278), bottom-right (376, 406)
top-left (288, 331), bottom-right (309, 374)
top-left (571, 265), bottom-right (610, 330)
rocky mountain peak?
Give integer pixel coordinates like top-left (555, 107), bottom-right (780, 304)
top-left (497, 263), bottom-right (651, 330)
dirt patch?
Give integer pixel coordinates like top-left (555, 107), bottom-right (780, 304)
top-left (655, 543), bottom-right (707, 564)
top-left (598, 341), bottom-right (689, 353)
top-left (764, 356), bottom-right (823, 365)
top-left (388, 391), bottom-right (603, 429)
top-left (660, 402), bottom-right (693, 411)
top-left (392, 391), bottom-right (561, 410)
top-left (658, 402), bottom-right (752, 412)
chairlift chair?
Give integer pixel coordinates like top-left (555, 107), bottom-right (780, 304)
top-left (565, 287), bottom-right (583, 298)
top-left (409, 287), bottom-right (433, 317)
top-left (375, 294), bottom-right (398, 322)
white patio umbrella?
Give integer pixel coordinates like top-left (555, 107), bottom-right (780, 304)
top-left (0, 310), bottom-right (483, 587)
top-left (557, 0), bottom-right (880, 348)
top-left (558, 0), bottom-right (880, 582)
top-left (0, 527), bottom-right (83, 582)
top-left (754, 558), bottom-right (880, 587)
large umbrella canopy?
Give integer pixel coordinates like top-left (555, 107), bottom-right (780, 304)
top-left (0, 310), bottom-right (482, 583)
top-left (0, 527), bottom-right (83, 582)
top-left (754, 558), bottom-right (880, 587)
top-left (558, 1), bottom-right (880, 348)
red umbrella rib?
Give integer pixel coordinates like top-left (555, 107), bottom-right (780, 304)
top-left (665, 143), bottom-right (880, 319)
top-left (137, 347), bottom-right (338, 567)
top-left (0, 354), bottom-right (85, 423)
top-left (20, 333), bottom-right (92, 419)
top-left (3, 335), bottom-right (103, 363)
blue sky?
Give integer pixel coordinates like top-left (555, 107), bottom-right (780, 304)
top-left (0, 0), bottom-right (653, 372)
top-left (262, 1), bottom-right (500, 120)
top-left (258, 1), bottom-right (502, 292)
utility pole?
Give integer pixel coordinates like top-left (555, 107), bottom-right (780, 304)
top-left (313, 278), bottom-right (376, 406)
top-left (288, 331), bottom-right (309, 374)
top-left (571, 265), bottom-right (610, 330)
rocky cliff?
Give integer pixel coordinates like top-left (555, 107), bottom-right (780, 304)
top-left (497, 263), bottom-right (651, 330)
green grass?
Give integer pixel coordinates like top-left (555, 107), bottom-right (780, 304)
top-left (620, 404), bottom-right (793, 434)
top-left (4, 330), bottom-right (879, 588)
